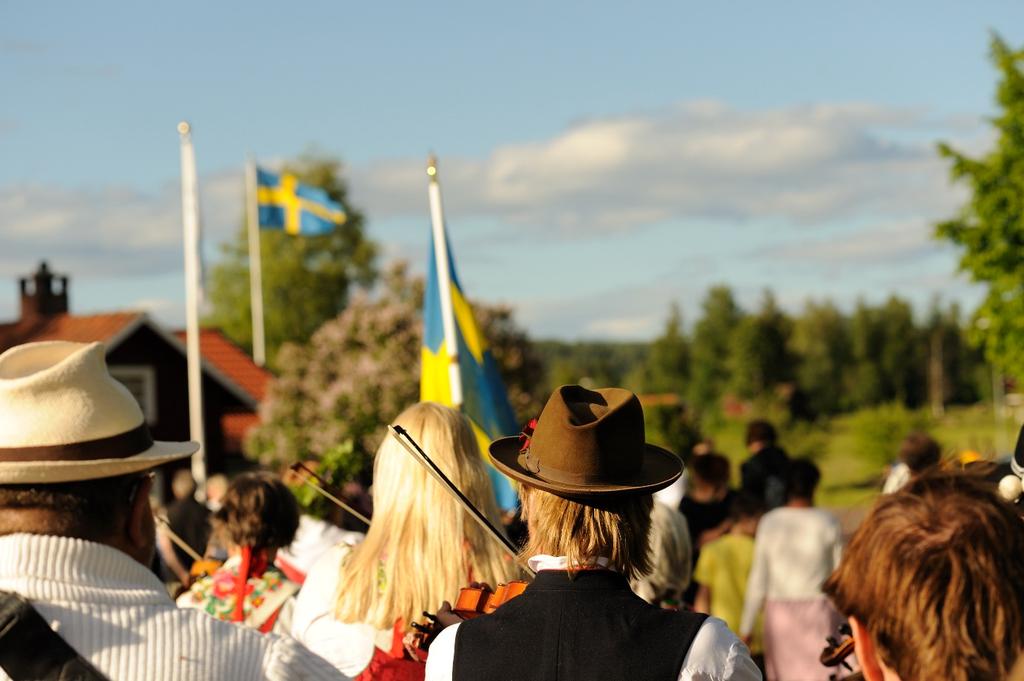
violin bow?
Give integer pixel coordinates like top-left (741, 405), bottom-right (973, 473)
top-left (288, 462), bottom-right (372, 527)
top-left (155, 514), bottom-right (204, 563)
top-left (389, 424), bottom-right (535, 576)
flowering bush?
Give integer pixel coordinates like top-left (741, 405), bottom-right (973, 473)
top-left (246, 264), bottom-right (422, 472)
top-left (246, 263), bottom-right (544, 485)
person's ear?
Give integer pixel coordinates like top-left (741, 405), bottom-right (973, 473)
top-left (850, 616), bottom-right (887, 681)
top-left (126, 474), bottom-right (155, 554)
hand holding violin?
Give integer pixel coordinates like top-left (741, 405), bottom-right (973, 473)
top-left (409, 580), bottom-right (530, 654)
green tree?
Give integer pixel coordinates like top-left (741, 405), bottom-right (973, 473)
top-left (844, 297), bottom-right (926, 408)
top-left (537, 341), bottom-right (648, 391)
top-left (936, 34), bottom-right (1024, 379)
top-left (790, 300), bottom-right (850, 415)
top-left (206, 153), bottom-right (377, 367)
top-left (846, 300), bottom-right (885, 408)
top-left (925, 300), bottom-right (987, 408)
top-left (877, 296), bottom-right (925, 406)
top-left (847, 403), bottom-right (932, 470)
top-left (637, 302), bottom-right (690, 394)
top-left (644, 403), bottom-right (702, 463)
top-left (728, 291), bottom-right (792, 399)
top-left (688, 286), bottom-right (743, 411)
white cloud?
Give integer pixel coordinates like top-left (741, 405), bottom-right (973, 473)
top-left (763, 219), bottom-right (944, 263)
top-left (517, 276), bottom-right (688, 340)
top-left (350, 101), bottom-right (978, 233)
top-left (129, 297), bottom-right (186, 328)
top-left (0, 100), bottom-right (981, 282)
top-left (0, 99), bottom-right (991, 339)
top-left (0, 171), bottom-right (242, 278)
top-left (584, 314), bottom-right (662, 338)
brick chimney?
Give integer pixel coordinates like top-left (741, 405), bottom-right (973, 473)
top-left (19, 261), bottom-right (69, 319)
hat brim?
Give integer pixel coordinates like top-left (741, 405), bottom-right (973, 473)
top-left (489, 436), bottom-right (682, 499)
top-left (0, 440), bottom-right (200, 484)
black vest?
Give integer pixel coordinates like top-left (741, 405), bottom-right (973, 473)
top-left (452, 570), bottom-right (708, 681)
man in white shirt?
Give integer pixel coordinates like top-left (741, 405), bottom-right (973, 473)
top-left (424, 385), bottom-right (760, 681)
top-left (0, 340), bottom-right (347, 681)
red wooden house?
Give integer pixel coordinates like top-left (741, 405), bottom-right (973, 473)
top-left (0, 262), bottom-right (271, 497)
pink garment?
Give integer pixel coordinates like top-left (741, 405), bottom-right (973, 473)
top-left (763, 598), bottom-right (846, 681)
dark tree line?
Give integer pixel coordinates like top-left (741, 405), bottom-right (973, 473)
top-left (538, 287), bottom-right (990, 420)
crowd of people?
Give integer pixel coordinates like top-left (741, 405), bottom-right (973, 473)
top-left (1, 338), bottom-right (1024, 681)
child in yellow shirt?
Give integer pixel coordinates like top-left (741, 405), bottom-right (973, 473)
top-left (694, 494), bottom-right (764, 664)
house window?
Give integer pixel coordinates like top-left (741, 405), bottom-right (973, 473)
top-left (110, 366), bottom-right (157, 425)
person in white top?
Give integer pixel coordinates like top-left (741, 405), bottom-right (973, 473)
top-left (275, 514), bottom-right (363, 581)
top-left (0, 340), bottom-right (346, 681)
top-left (632, 500), bottom-right (693, 608)
top-left (291, 402), bottom-right (519, 678)
top-left (424, 385), bottom-right (760, 681)
top-left (881, 432), bottom-right (941, 495)
top-left (740, 459), bottom-right (843, 681)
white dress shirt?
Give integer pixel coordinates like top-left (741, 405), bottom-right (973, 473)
top-left (0, 533), bottom-right (347, 681)
top-left (424, 555), bottom-right (762, 681)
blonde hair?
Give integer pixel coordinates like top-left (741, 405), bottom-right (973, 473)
top-left (520, 485), bottom-right (653, 581)
top-left (334, 402), bottom-right (517, 629)
top-left (632, 501), bottom-right (692, 604)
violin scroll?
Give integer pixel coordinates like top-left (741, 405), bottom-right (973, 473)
top-left (821, 622), bottom-right (862, 680)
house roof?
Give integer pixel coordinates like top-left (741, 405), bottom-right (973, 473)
top-left (0, 312), bottom-right (141, 349)
top-left (173, 329), bottom-right (272, 402)
top-left (0, 312), bottom-right (266, 408)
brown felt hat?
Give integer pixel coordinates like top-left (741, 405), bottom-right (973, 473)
top-left (489, 385), bottom-right (682, 499)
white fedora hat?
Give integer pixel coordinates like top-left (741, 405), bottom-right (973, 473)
top-left (0, 341), bottom-right (198, 484)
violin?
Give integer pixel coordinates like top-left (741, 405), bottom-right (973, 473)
top-left (407, 579), bottom-right (530, 655)
top-left (820, 623), bottom-right (863, 681)
top-left (450, 580), bottom-right (529, 618)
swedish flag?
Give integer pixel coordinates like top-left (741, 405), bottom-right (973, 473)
top-left (256, 167), bottom-right (346, 236)
top-left (421, 225), bottom-right (521, 512)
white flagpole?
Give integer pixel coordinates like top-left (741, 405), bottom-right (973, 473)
top-left (246, 157), bottom-right (267, 367)
top-left (177, 121), bottom-right (207, 501)
top-left (426, 154), bottom-right (463, 407)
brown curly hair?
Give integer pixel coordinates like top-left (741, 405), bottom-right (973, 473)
top-left (211, 472), bottom-right (299, 551)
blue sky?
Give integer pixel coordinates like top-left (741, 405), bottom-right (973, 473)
top-left (2, 1), bottom-right (1023, 338)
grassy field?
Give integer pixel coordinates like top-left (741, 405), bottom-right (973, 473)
top-left (703, 404), bottom-right (1019, 512)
